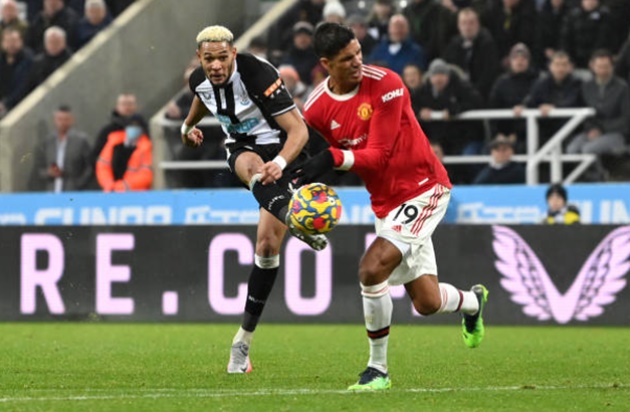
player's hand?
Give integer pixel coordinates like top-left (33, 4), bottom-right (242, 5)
top-left (291, 150), bottom-right (334, 186)
top-left (259, 161), bottom-right (283, 185)
top-left (182, 128), bottom-right (204, 147)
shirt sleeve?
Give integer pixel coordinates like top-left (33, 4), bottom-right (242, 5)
top-left (239, 55), bottom-right (296, 117)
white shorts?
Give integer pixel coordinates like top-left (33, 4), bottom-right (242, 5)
top-left (375, 184), bottom-right (450, 286)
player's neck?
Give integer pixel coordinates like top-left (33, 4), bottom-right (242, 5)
top-left (328, 78), bottom-right (358, 95)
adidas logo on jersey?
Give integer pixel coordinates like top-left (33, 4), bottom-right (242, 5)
top-left (330, 120), bottom-right (341, 130)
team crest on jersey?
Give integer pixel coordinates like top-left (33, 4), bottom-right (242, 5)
top-left (357, 103), bottom-right (373, 121)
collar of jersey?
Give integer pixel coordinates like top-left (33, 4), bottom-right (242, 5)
top-left (324, 77), bottom-right (359, 101)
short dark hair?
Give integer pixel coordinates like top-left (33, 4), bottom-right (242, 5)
top-left (313, 22), bottom-right (355, 59)
top-left (57, 104), bottom-right (72, 112)
top-left (590, 49), bottom-right (613, 64)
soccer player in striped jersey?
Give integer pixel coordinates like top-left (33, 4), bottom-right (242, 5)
top-left (180, 25), bottom-right (327, 375)
top-left (296, 23), bottom-right (489, 391)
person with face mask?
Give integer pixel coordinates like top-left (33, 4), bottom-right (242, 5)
top-left (96, 114), bottom-right (153, 191)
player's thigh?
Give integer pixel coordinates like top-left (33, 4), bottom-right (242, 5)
top-left (233, 151), bottom-right (265, 185)
top-left (255, 208), bottom-right (287, 256)
top-left (359, 237), bottom-right (403, 286)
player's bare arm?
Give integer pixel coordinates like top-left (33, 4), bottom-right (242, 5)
top-left (181, 95), bottom-right (210, 147)
top-left (258, 108), bottom-right (308, 185)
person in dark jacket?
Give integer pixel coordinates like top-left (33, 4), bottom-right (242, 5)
top-left (442, 7), bottom-right (500, 100)
top-left (26, 0), bottom-right (78, 53)
top-left (0, 28), bottom-right (33, 117)
top-left (74, 0), bottom-right (111, 49)
top-left (26, 25), bottom-right (72, 93)
top-left (403, 0), bottom-right (456, 61)
top-left (281, 21), bottom-right (319, 85)
top-left (535, 0), bottom-right (571, 66)
top-left (472, 134), bottom-right (525, 184)
top-left (559, 0), bottom-right (614, 69)
top-left (482, 0), bottom-right (537, 65)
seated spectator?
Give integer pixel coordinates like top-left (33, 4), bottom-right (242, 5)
top-left (472, 134), bottom-right (525, 184)
top-left (615, 34), bottom-right (630, 85)
top-left (367, 0), bottom-right (396, 41)
top-left (1, 0), bottom-right (29, 40)
top-left (482, 0), bottom-right (536, 66)
top-left (488, 43), bottom-right (539, 150)
top-left (0, 28), bottom-right (33, 117)
top-left (27, 0), bottom-right (79, 53)
top-left (26, 25), bottom-right (72, 92)
top-left (322, 1), bottom-right (345, 24)
top-left (278, 65), bottom-right (309, 111)
top-left (417, 58), bottom-right (484, 154)
top-left (526, 51), bottom-right (584, 142)
top-left (268, 0), bottom-right (324, 60)
top-left (442, 7), bottom-right (499, 100)
top-left (31, 105), bottom-right (92, 192)
top-left (281, 21), bottom-right (319, 86)
top-left (346, 14), bottom-right (377, 58)
top-left (403, 0), bottom-right (456, 61)
top-left (542, 183), bottom-right (580, 224)
top-left (90, 92), bottom-right (141, 169)
top-left (96, 114), bottom-right (152, 192)
top-left (74, 0), bottom-right (112, 49)
top-left (566, 49), bottom-right (629, 156)
top-left (401, 63), bottom-right (423, 115)
top-left (560, 0), bottom-right (614, 69)
top-left (367, 14), bottom-right (427, 74)
top-left (246, 35), bottom-right (269, 61)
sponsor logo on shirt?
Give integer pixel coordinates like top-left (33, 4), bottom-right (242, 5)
top-left (357, 103), bottom-right (373, 121)
top-left (264, 79), bottom-right (282, 97)
top-left (330, 120), bottom-right (341, 130)
top-left (339, 133), bottom-right (367, 147)
top-left (381, 88), bottom-right (404, 103)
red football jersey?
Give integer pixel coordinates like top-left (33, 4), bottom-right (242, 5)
top-left (303, 65), bottom-right (452, 218)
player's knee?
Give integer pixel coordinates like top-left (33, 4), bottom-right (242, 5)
top-left (413, 295), bottom-right (441, 316)
top-left (358, 264), bottom-right (387, 285)
top-left (256, 235), bottom-right (281, 256)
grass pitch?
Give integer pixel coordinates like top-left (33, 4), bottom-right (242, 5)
top-left (0, 323), bottom-right (628, 411)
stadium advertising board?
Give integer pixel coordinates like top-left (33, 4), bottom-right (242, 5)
top-left (0, 183), bottom-right (628, 225)
top-left (1, 225), bottom-right (628, 325)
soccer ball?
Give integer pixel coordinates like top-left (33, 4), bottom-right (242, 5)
top-left (288, 183), bottom-right (342, 235)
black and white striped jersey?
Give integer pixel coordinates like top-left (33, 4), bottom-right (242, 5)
top-left (189, 53), bottom-right (296, 146)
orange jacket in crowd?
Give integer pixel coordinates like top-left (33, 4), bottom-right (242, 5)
top-left (96, 130), bottom-right (153, 192)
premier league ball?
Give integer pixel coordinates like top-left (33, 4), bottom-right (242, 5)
top-left (288, 183), bottom-right (342, 235)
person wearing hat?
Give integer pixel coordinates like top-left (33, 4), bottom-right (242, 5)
top-left (96, 113), bottom-right (153, 192)
top-left (543, 183), bottom-right (580, 224)
top-left (322, 0), bottom-right (346, 24)
top-left (281, 21), bottom-right (319, 85)
top-left (346, 13), bottom-right (378, 57)
top-left (472, 133), bottom-right (525, 184)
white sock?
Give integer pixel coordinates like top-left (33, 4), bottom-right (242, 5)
top-left (361, 281), bottom-right (393, 374)
top-left (232, 327), bottom-right (253, 346)
top-left (437, 283), bottom-right (479, 315)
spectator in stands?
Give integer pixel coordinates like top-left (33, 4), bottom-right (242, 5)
top-left (482, 0), bottom-right (537, 66)
top-left (527, 51), bottom-right (584, 141)
top-left (417, 58), bottom-right (484, 155)
top-left (559, 0), bottom-right (614, 69)
top-left (367, 0), bottom-right (396, 41)
top-left (536, 0), bottom-right (570, 66)
top-left (32, 105), bottom-right (92, 192)
top-left (268, 0), bottom-right (324, 60)
top-left (367, 14), bottom-right (427, 74)
top-left (542, 183), bottom-right (580, 224)
top-left (566, 49), bottom-right (629, 156)
top-left (488, 43), bottom-right (539, 150)
top-left (403, 0), bottom-right (455, 61)
top-left (26, 25), bottom-right (72, 92)
top-left (472, 134), bottom-right (525, 184)
top-left (27, 0), bottom-right (79, 53)
top-left (0, 28), bottom-right (33, 117)
top-left (90, 93), bottom-right (141, 169)
top-left (322, 1), bottom-right (345, 24)
top-left (615, 35), bottom-right (630, 85)
top-left (346, 14), bottom-right (377, 58)
top-left (278, 65), bottom-right (309, 111)
top-left (1, 0), bottom-right (29, 40)
top-left (247, 35), bottom-right (269, 61)
top-left (281, 21), bottom-right (319, 86)
top-left (605, 0), bottom-right (630, 53)
top-left (22, 0), bottom-right (43, 21)
top-left (96, 113), bottom-right (152, 192)
top-left (402, 63), bottom-right (424, 115)
top-left (442, 7), bottom-right (499, 100)
top-left (74, 0), bottom-right (111, 49)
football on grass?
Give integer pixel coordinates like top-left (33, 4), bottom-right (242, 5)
top-left (288, 183), bottom-right (342, 235)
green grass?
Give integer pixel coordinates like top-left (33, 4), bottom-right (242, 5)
top-left (0, 324), bottom-right (629, 411)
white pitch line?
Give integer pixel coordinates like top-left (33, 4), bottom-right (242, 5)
top-left (0, 383), bottom-right (626, 403)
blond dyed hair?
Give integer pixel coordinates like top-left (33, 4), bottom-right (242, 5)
top-left (196, 25), bottom-right (234, 48)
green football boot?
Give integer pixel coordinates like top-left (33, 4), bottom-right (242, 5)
top-left (462, 284), bottom-right (489, 349)
top-left (348, 367), bottom-right (392, 391)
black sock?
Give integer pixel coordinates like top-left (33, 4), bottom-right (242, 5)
top-left (242, 265), bottom-right (279, 332)
top-left (251, 176), bottom-right (293, 223)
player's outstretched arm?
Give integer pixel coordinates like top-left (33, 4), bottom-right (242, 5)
top-left (259, 107), bottom-right (309, 185)
top-left (181, 95), bottom-right (209, 148)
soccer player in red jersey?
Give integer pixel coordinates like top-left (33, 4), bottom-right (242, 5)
top-left (295, 23), bottom-right (489, 391)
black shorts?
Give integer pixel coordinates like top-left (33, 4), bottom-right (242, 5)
top-left (226, 137), bottom-right (308, 175)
